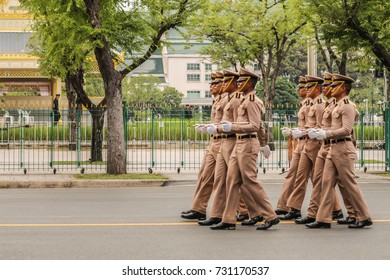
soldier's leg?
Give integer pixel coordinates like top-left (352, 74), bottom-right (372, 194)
top-left (276, 144), bottom-right (303, 212)
top-left (332, 144), bottom-right (371, 222)
top-left (315, 157), bottom-right (338, 224)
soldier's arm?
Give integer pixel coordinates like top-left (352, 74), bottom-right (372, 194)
top-left (326, 105), bottom-right (355, 139)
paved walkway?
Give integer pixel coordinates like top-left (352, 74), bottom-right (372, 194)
top-left (0, 169), bottom-right (387, 188)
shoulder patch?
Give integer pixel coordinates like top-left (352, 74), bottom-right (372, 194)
top-left (317, 99), bottom-right (322, 104)
top-left (344, 99), bottom-right (349, 104)
top-left (249, 94), bottom-right (255, 101)
top-left (235, 92), bottom-right (241, 98)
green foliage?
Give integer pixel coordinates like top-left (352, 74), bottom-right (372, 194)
top-left (256, 77), bottom-right (299, 108)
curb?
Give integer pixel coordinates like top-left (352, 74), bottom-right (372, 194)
top-left (0, 179), bottom-right (167, 189)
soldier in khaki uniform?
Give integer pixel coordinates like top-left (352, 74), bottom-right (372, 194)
top-left (181, 72), bottom-right (226, 220)
top-left (211, 68), bottom-right (278, 230)
top-left (307, 74), bottom-right (373, 229)
top-left (282, 75), bottom-right (328, 220)
top-left (295, 72), bottom-right (348, 224)
top-left (199, 69), bottom-right (262, 226)
top-left (275, 76), bottom-right (310, 216)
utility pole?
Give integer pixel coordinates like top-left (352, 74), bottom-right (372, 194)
top-left (307, 45), bottom-right (317, 76)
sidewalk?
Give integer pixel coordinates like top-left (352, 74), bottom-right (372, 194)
top-left (0, 170), bottom-right (387, 189)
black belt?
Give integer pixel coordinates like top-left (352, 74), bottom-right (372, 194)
top-left (324, 139), bottom-right (331, 145)
top-left (221, 134), bottom-right (236, 139)
top-left (331, 138), bottom-right (352, 144)
top-left (237, 134), bottom-right (257, 139)
top-left (299, 136), bottom-right (308, 140)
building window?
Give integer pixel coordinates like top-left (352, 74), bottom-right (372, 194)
top-left (205, 90), bottom-right (211, 98)
top-left (187, 63), bottom-right (200, 71)
top-left (205, 63), bottom-right (212, 71)
top-left (205, 74), bottom-right (211, 81)
top-left (187, 74), bottom-right (200, 82)
top-left (254, 63), bottom-right (260, 71)
top-left (187, 91), bottom-right (200, 98)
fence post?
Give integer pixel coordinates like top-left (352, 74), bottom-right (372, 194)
top-left (278, 112), bottom-right (282, 169)
top-left (385, 102), bottom-right (390, 172)
top-left (49, 110), bottom-right (54, 169)
top-left (122, 100), bottom-right (128, 167)
top-left (359, 110), bottom-right (365, 167)
top-left (19, 110), bottom-right (23, 170)
top-left (151, 109), bottom-right (155, 168)
top-left (76, 110), bottom-right (81, 168)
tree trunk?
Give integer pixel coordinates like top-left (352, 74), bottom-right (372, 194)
top-left (106, 77), bottom-right (126, 174)
top-left (90, 108), bottom-right (105, 162)
top-left (85, 0), bottom-right (126, 174)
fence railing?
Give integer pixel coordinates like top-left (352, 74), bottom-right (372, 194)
top-left (0, 103), bottom-right (388, 174)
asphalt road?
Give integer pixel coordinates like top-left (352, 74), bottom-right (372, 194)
top-left (0, 177), bottom-right (389, 260)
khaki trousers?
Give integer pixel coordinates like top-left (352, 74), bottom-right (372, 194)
top-left (276, 139), bottom-right (306, 211)
top-left (307, 144), bottom-right (354, 218)
top-left (222, 138), bottom-right (277, 224)
top-left (210, 138), bottom-right (259, 219)
top-left (191, 139), bottom-right (221, 214)
top-left (287, 139), bottom-right (321, 210)
top-left (316, 141), bottom-right (371, 223)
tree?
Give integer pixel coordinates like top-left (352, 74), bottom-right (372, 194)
top-left (21, 0), bottom-right (106, 157)
top-left (193, 0), bottom-right (307, 121)
top-left (303, 0), bottom-right (390, 100)
top-left (123, 75), bottom-right (162, 106)
top-left (22, 0), bottom-right (206, 174)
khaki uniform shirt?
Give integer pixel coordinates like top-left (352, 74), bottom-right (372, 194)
top-left (325, 96), bottom-right (356, 139)
top-left (230, 90), bottom-right (264, 137)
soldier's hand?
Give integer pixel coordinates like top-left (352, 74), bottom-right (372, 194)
top-left (206, 124), bottom-right (217, 134)
top-left (221, 121), bottom-right (232, 132)
top-left (315, 129), bottom-right (326, 140)
top-left (292, 128), bottom-right (303, 139)
top-left (260, 145), bottom-right (271, 159)
top-left (281, 127), bottom-right (291, 137)
top-left (307, 128), bottom-right (317, 139)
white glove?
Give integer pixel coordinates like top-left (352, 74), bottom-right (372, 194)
top-left (292, 128), bottom-right (303, 139)
top-left (221, 121), bottom-right (232, 132)
top-left (195, 125), bottom-right (202, 133)
top-left (308, 128), bottom-right (317, 139)
top-left (206, 124), bottom-right (217, 134)
top-left (315, 129), bottom-right (326, 140)
top-left (260, 145), bottom-right (271, 159)
top-left (201, 126), bottom-right (208, 134)
top-left (281, 127), bottom-right (291, 137)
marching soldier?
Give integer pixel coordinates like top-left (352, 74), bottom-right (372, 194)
top-left (199, 69), bottom-right (262, 226)
top-left (307, 74), bottom-right (373, 229)
top-left (275, 76), bottom-right (310, 217)
top-left (181, 72), bottom-right (225, 220)
top-left (281, 75), bottom-right (328, 220)
top-left (295, 72), bottom-right (346, 224)
top-left (211, 68), bottom-right (278, 230)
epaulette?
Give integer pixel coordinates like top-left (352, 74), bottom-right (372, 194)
top-left (317, 99), bottom-right (322, 104)
top-left (249, 93), bottom-right (255, 101)
top-left (212, 100), bottom-right (215, 105)
top-left (344, 99), bottom-right (349, 104)
top-left (235, 92), bottom-right (241, 98)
